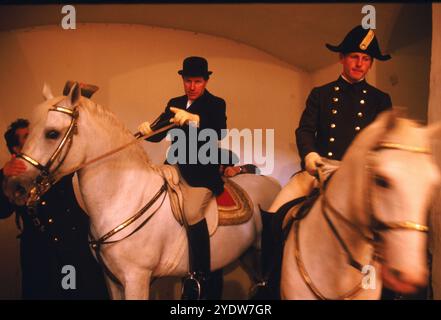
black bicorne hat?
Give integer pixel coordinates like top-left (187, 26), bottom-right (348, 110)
top-left (326, 25), bottom-right (391, 61)
top-left (178, 56), bottom-right (213, 77)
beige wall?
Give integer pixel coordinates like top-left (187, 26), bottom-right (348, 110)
top-left (0, 23), bottom-right (311, 299)
top-left (377, 37), bottom-right (432, 123)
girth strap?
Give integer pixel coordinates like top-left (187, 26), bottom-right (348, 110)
top-left (89, 180), bottom-right (168, 286)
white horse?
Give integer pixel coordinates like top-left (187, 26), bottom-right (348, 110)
top-left (5, 83), bottom-right (281, 299)
top-left (281, 111), bottom-right (441, 299)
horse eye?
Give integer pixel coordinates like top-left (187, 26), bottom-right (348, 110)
top-left (374, 175), bottom-right (390, 189)
top-left (45, 130), bottom-right (60, 140)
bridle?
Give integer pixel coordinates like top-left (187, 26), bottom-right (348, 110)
top-left (17, 100), bottom-right (79, 205)
top-left (294, 142), bottom-right (431, 300)
top-left (15, 98), bottom-right (172, 286)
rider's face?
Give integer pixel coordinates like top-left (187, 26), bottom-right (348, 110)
top-left (340, 52), bottom-right (373, 83)
top-left (183, 76), bottom-right (208, 101)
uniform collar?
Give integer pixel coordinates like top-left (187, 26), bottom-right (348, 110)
top-left (336, 75), bottom-right (367, 91)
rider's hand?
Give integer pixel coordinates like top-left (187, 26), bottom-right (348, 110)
top-left (138, 121), bottom-right (152, 136)
top-left (169, 107), bottom-right (200, 127)
top-left (3, 155), bottom-right (26, 177)
top-left (224, 166), bottom-right (241, 177)
top-left (305, 152), bottom-right (324, 177)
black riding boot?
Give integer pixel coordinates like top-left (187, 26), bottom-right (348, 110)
top-left (182, 218), bottom-right (211, 300)
top-left (252, 209), bottom-right (284, 300)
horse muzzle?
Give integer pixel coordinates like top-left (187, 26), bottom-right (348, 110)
top-left (4, 176), bottom-right (33, 206)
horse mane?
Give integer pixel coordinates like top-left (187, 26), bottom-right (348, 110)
top-left (78, 97), bottom-right (152, 165)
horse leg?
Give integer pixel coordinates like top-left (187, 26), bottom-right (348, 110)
top-left (105, 276), bottom-right (124, 300)
top-left (123, 270), bottom-right (152, 300)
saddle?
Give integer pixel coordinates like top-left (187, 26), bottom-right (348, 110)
top-left (280, 159), bottom-right (341, 236)
top-left (153, 164), bottom-right (254, 236)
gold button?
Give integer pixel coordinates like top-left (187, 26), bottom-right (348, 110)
top-left (360, 99), bottom-right (365, 105)
top-left (330, 123), bottom-right (336, 128)
top-left (355, 126), bottom-right (361, 131)
top-left (329, 137), bottom-right (335, 142)
top-left (48, 218), bottom-right (53, 224)
top-left (357, 112), bottom-right (363, 117)
top-left (333, 97), bottom-right (339, 102)
top-left (362, 89), bottom-right (367, 94)
top-left (41, 201), bottom-right (46, 206)
top-left (334, 86), bottom-right (340, 91)
top-left (328, 152), bottom-right (333, 157)
top-left (332, 109), bottom-right (337, 114)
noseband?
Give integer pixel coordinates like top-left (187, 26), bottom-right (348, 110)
top-left (294, 142), bottom-right (432, 300)
top-left (17, 100), bottom-right (79, 204)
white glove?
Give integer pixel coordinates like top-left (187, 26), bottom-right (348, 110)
top-left (169, 107), bottom-right (200, 127)
top-left (138, 121), bottom-right (152, 136)
top-left (305, 152), bottom-right (324, 176)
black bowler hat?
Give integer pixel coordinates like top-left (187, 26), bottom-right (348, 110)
top-left (178, 56), bottom-right (213, 77)
top-left (326, 25), bottom-right (391, 61)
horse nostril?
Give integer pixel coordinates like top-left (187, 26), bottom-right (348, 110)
top-left (14, 184), bottom-right (27, 198)
top-left (389, 268), bottom-right (402, 278)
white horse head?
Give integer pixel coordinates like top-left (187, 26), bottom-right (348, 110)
top-left (7, 82), bottom-right (151, 203)
top-left (342, 111), bottom-right (441, 292)
top-left (282, 110), bottom-right (441, 299)
top-left (5, 82), bottom-right (281, 299)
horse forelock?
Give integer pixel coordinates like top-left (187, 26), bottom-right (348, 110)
top-left (380, 118), bottom-right (431, 151)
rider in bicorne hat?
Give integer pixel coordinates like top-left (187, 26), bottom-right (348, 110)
top-left (258, 25), bottom-right (394, 299)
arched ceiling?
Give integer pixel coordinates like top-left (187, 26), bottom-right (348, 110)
top-left (0, 3), bottom-right (425, 71)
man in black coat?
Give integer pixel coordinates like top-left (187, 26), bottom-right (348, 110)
top-left (0, 84), bottom-right (108, 299)
top-left (138, 56), bottom-right (227, 299)
top-left (258, 25), bottom-right (393, 299)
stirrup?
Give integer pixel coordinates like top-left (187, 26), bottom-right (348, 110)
top-left (249, 280), bottom-right (267, 296)
top-left (249, 278), bottom-right (278, 300)
top-left (181, 272), bottom-right (202, 300)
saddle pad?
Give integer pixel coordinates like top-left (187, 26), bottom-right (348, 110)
top-left (217, 178), bottom-right (254, 226)
top-left (154, 165), bottom-right (254, 237)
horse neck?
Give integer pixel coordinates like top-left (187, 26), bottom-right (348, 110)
top-left (295, 167), bottom-right (377, 299)
top-left (76, 107), bottom-right (164, 233)
top-left (316, 160), bottom-right (373, 262)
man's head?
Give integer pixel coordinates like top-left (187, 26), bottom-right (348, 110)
top-left (178, 56), bottom-right (212, 101)
top-left (4, 118), bottom-right (29, 155)
top-left (183, 76), bottom-right (208, 101)
top-left (326, 25), bottom-right (390, 82)
top-left (339, 52), bottom-right (373, 83)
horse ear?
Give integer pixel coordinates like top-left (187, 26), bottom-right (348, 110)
top-left (42, 82), bottom-right (54, 100)
top-left (427, 121), bottom-right (441, 139)
top-left (67, 82), bottom-right (81, 107)
top-left (374, 109), bottom-right (398, 132)
top-left (385, 109), bottom-right (398, 131)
